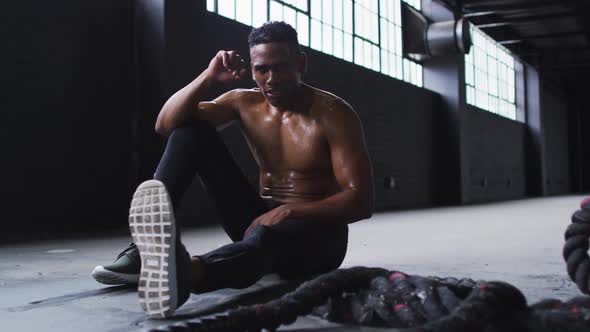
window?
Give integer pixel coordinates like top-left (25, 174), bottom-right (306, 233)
top-left (311, 0), bottom-right (354, 61)
top-left (402, 0), bottom-right (420, 10)
top-left (270, 1), bottom-right (310, 46)
top-left (207, 0), bottom-right (423, 87)
top-left (465, 25), bottom-right (517, 120)
top-left (380, 0), bottom-right (422, 85)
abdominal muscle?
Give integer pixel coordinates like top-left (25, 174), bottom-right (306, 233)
top-left (259, 170), bottom-right (340, 203)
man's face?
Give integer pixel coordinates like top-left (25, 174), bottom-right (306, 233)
top-left (250, 42), bottom-right (305, 107)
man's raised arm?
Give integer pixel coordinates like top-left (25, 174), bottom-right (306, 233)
top-left (155, 50), bottom-right (247, 136)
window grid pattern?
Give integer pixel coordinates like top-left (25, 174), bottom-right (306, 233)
top-left (311, 0), bottom-right (355, 62)
top-left (465, 25), bottom-right (516, 120)
top-left (207, 0), bottom-right (423, 87)
top-left (353, 0), bottom-right (380, 71)
top-left (270, 1), bottom-right (310, 46)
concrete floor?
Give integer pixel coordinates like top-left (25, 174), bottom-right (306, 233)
top-left (0, 195), bottom-right (587, 331)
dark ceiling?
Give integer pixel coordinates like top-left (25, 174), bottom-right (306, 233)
top-left (438, 0), bottom-right (590, 83)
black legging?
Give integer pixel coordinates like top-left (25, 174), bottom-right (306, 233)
top-left (153, 120), bottom-right (348, 291)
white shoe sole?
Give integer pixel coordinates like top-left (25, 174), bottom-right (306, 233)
top-left (128, 179), bottom-right (178, 319)
top-left (91, 266), bottom-right (139, 285)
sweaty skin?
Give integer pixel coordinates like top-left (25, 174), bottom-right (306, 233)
top-left (156, 43), bottom-right (374, 229)
top-left (216, 85), bottom-right (345, 203)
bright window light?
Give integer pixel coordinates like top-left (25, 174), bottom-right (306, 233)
top-left (236, 1), bottom-right (252, 26)
top-left (207, 0), bottom-right (215, 12)
top-left (217, 0), bottom-right (235, 19)
top-left (206, 0), bottom-right (424, 87)
top-left (402, 0), bottom-right (420, 10)
top-left (465, 25), bottom-right (517, 120)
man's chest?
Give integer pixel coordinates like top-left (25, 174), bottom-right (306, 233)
top-left (239, 111), bottom-right (332, 171)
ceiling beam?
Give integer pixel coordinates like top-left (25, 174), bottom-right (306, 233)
top-left (475, 12), bottom-right (574, 29)
top-left (476, 22), bottom-right (510, 28)
top-left (543, 63), bottom-right (590, 70)
top-left (516, 47), bottom-right (590, 56)
top-left (498, 40), bottom-right (523, 45)
top-left (463, 0), bottom-right (584, 12)
top-left (464, 11), bottom-right (495, 18)
top-left (497, 30), bottom-right (586, 42)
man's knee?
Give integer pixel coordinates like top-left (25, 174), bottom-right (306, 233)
top-left (168, 120), bottom-right (216, 142)
top-left (243, 225), bottom-right (283, 251)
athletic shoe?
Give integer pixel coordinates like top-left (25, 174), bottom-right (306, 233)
top-left (92, 242), bottom-right (140, 285)
top-left (128, 179), bottom-right (193, 319)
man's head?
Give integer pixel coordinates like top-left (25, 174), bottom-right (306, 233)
top-left (248, 21), bottom-right (307, 107)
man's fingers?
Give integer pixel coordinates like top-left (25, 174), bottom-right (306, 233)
top-left (228, 52), bottom-right (239, 65)
top-left (215, 50), bottom-right (245, 71)
top-left (238, 67), bottom-right (248, 78)
top-left (232, 60), bottom-right (248, 80)
top-left (229, 55), bottom-right (244, 72)
top-left (220, 52), bottom-right (230, 69)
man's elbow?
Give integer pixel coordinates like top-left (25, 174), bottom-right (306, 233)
top-left (354, 196), bottom-right (373, 221)
top-left (155, 117), bottom-right (171, 136)
top-left (361, 190), bottom-right (374, 219)
top-left (348, 208), bottom-right (371, 224)
top-left (353, 181), bottom-right (374, 221)
top-left (359, 208), bottom-right (373, 220)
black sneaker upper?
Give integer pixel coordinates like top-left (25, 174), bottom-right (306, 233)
top-left (103, 242), bottom-right (141, 274)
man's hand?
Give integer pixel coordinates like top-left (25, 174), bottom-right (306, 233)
top-left (244, 205), bottom-right (292, 236)
top-left (207, 50), bottom-right (248, 84)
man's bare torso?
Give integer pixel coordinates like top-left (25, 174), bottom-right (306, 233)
top-left (233, 84), bottom-right (342, 203)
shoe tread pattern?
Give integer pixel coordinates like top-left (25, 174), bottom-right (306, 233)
top-left (129, 180), bottom-right (178, 319)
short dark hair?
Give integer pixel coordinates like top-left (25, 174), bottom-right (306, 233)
top-left (248, 21), bottom-right (301, 52)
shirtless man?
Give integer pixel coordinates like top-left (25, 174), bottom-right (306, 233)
top-left (92, 21), bottom-right (374, 318)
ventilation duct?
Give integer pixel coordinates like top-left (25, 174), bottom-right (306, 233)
top-left (427, 18), bottom-right (471, 55)
top-left (402, 3), bottom-right (472, 62)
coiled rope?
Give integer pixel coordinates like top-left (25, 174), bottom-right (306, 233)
top-left (148, 199), bottom-right (590, 332)
top-left (564, 197), bottom-right (590, 294)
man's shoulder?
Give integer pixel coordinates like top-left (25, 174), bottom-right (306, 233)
top-left (225, 87), bottom-right (263, 99)
top-left (307, 86), bottom-right (362, 138)
top-left (221, 88), bottom-right (264, 112)
top-left (310, 86), bottom-right (356, 120)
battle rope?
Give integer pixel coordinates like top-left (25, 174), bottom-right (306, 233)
top-left (148, 199), bottom-right (590, 332)
top-left (564, 197), bottom-right (590, 294)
